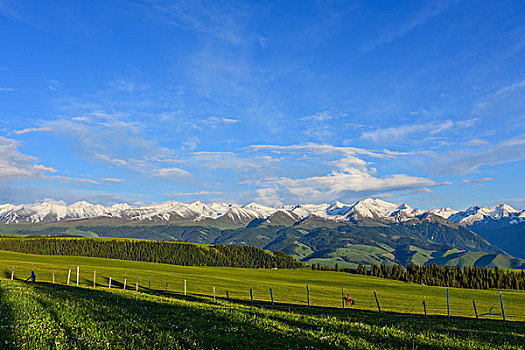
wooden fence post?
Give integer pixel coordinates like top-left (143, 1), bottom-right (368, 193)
top-left (473, 300), bottom-right (478, 319)
top-left (148, 281), bottom-right (151, 292)
top-left (447, 289), bottom-right (450, 317)
top-left (184, 280), bottom-right (187, 296)
top-left (76, 266), bottom-right (79, 286)
top-left (165, 282), bottom-right (168, 293)
top-left (270, 288), bottom-right (274, 306)
top-left (250, 289), bottom-right (253, 303)
top-left (93, 270), bottom-right (96, 288)
top-left (67, 269), bottom-right (71, 285)
top-left (423, 300), bottom-right (427, 316)
top-left (307, 285), bottom-right (310, 307)
top-left (374, 290), bottom-right (381, 313)
top-left (226, 291), bottom-right (229, 301)
top-left (124, 278), bottom-right (127, 290)
top-left (213, 287), bottom-right (216, 302)
top-left (52, 273), bottom-right (55, 284)
top-left (341, 286), bottom-right (345, 309)
top-left (136, 277), bottom-right (139, 292)
top-left (109, 277), bottom-right (112, 289)
top-left (500, 292), bottom-right (506, 321)
top-left (10, 267), bottom-right (14, 280)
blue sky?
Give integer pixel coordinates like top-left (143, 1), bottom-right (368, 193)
top-left (0, 0), bottom-right (524, 209)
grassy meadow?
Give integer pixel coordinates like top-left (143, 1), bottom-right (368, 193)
top-left (1, 279), bottom-right (524, 349)
top-left (1, 250), bottom-right (524, 322)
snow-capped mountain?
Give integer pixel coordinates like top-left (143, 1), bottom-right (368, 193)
top-left (0, 198), bottom-right (437, 225)
top-left (429, 207), bottom-right (459, 220)
top-left (433, 203), bottom-right (525, 226)
top-left (430, 203), bottom-right (525, 260)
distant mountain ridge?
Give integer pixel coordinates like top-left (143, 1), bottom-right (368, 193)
top-left (0, 198), bottom-right (447, 225)
top-left (1, 198), bottom-right (523, 267)
top-left (431, 203), bottom-right (525, 259)
top-left (431, 203), bottom-right (525, 225)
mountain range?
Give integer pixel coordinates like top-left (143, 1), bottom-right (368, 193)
top-left (0, 198), bottom-right (523, 268)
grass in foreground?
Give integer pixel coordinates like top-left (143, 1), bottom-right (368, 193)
top-left (1, 279), bottom-right (524, 350)
top-left (1, 250), bottom-right (524, 322)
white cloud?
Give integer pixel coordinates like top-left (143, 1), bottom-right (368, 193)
top-left (300, 111), bottom-right (334, 122)
top-left (255, 188), bottom-right (283, 206)
top-left (254, 163), bottom-right (446, 205)
top-left (0, 137), bottom-right (56, 181)
top-left (52, 175), bottom-right (100, 184)
top-left (363, 1), bottom-right (457, 51)
top-left (34, 164), bottom-right (57, 173)
top-left (143, 0), bottom-right (251, 44)
top-left (435, 136), bottom-right (525, 175)
top-left (102, 177), bottom-right (124, 182)
top-left (248, 143), bottom-right (388, 158)
top-left (361, 119), bottom-right (478, 142)
top-left (400, 188), bottom-right (432, 196)
top-left (154, 167), bottom-right (192, 180)
top-left (45, 78), bottom-right (60, 91)
top-left (462, 178), bottom-right (494, 184)
top-left (202, 116), bottom-right (239, 127)
top-left (166, 190), bottom-right (223, 196)
top-left (182, 136), bottom-right (200, 150)
top-left (186, 151), bottom-right (261, 171)
top-left (14, 127), bottom-right (52, 135)
top-left (467, 139), bottom-right (489, 146)
top-left (0, 87), bottom-right (14, 92)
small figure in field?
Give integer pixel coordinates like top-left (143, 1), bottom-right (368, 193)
top-left (25, 271), bottom-right (36, 283)
top-left (345, 294), bottom-right (355, 306)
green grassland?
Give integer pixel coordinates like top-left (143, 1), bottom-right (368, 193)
top-left (1, 250), bottom-right (524, 323)
top-left (1, 280), bottom-right (524, 349)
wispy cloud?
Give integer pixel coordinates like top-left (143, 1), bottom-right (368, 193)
top-left (102, 177), bottom-right (124, 183)
top-left (363, 0), bottom-right (458, 51)
top-left (467, 139), bottom-right (489, 146)
top-left (462, 177), bottom-right (494, 184)
top-left (202, 116), bottom-right (239, 127)
top-left (0, 137), bottom-right (56, 182)
top-left (154, 167), bottom-right (192, 180)
top-left (361, 118), bottom-right (478, 142)
top-left (248, 143), bottom-right (389, 158)
top-left (400, 188), bottom-right (433, 196)
top-left (14, 127), bottom-right (52, 135)
top-left (34, 164), bottom-right (57, 173)
top-left (51, 175), bottom-right (100, 184)
top-left (141, 0), bottom-right (253, 44)
top-left (44, 78), bottom-right (60, 91)
top-left (432, 136), bottom-right (525, 175)
top-left (181, 136), bottom-right (200, 151)
top-left (0, 87), bottom-right (14, 92)
top-left (166, 190), bottom-right (222, 196)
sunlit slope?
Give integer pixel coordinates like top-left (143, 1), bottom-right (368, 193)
top-left (1, 250), bottom-right (524, 322)
top-left (2, 280), bottom-right (524, 349)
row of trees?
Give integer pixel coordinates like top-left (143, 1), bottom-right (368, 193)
top-left (353, 263), bottom-right (525, 290)
top-left (0, 237), bottom-right (304, 269)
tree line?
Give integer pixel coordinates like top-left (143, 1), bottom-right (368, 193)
top-left (348, 263), bottom-right (524, 290)
top-left (0, 237), bottom-right (304, 269)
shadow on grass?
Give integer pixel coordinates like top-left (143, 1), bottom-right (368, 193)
top-left (23, 282), bottom-right (334, 349)
top-left (2, 280), bottom-right (525, 349)
top-left (163, 290), bottom-right (525, 349)
top-left (0, 282), bottom-right (16, 349)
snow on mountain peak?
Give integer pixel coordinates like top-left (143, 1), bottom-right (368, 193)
top-left (0, 198), bottom-right (521, 227)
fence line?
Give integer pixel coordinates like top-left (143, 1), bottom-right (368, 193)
top-left (2, 265), bottom-right (517, 321)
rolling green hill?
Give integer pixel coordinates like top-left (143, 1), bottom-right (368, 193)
top-left (1, 216), bottom-right (520, 269)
